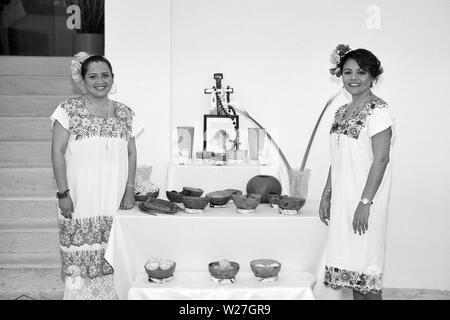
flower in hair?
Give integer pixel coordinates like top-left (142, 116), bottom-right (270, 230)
top-left (329, 44), bottom-right (351, 77)
top-left (71, 52), bottom-right (91, 83)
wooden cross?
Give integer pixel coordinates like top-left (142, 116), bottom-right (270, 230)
top-left (204, 73), bottom-right (234, 115)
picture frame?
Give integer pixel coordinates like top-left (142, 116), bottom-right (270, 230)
top-left (203, 115), bottom-right (239, 152)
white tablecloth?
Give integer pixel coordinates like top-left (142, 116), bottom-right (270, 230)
top-left (166, 163), bottom-right (289, 196)
top-left (105, 200), bottom-right (327, 300)
top-left (128, 271), bottom-right (316, 300)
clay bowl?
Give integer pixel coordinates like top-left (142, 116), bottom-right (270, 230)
top-left (250, 259), bottom-right (281, 279)
top-left (135, 189), bottom-right (159, 202)
top-left (277, 196), bottom-right (306, 211)
top-left (231, 194), bottom-right (261, 210)
top-left (267, 193), bottom-right (281, 206)
top-left (224, 189), bottom-right (243, 196)
top-left (182, 187), bottom-right (204, 197)
top-left (206, 190), bottom-right (233, 206)
top-left (208, 261), bottom-right (240, 280)
top-left (181, 196), bottom-right (210, 210)
top-left (144, 260), bottom-right (176, 280)
top-left (166, 190), bottom-right (184, 203)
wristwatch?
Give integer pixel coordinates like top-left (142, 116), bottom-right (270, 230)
top-left (360, 198), bottom-right (373, 205)
top-left (56, 189), bottom-right (70, 199)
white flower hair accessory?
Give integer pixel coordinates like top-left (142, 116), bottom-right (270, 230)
top-left (71, 51), bottom-right (91, 83)
top-left (329, 44), bottom-right (351, 77)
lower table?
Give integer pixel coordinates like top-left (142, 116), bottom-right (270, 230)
top-left (105, 200), bottom-right (327, 300)
top-left (128, 271), bottom-right (316, 300)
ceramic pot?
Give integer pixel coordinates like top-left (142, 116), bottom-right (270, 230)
top-left (231, 194), bottom-right (261, 210)
top-left (246, 175), bottom-right (282, 203)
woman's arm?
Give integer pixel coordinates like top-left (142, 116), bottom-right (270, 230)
top-left (353, 127), bottom-right (392, 234)
top-left (322, 166), bottom-right (332, 197)
top-left (319, 166), bottom-right (332, 225)
top-left (51, 121), bottom-right (73, 218)
top-left (120, 137), bottom-right (137, 209)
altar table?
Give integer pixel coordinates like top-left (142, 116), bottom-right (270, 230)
top-left (128, 271), bottom-right (316, 300)
top-left (105, 200), bottom-right (327, 300)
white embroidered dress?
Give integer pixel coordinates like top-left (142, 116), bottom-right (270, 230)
top-left (324, 97), bottom-right (395, 294)
top-left (50, 96), bottom-right (141, 300)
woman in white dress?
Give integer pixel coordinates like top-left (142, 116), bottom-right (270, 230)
top-left (319, 45), bottom-right (394, 300)
top-left (51, 53), bottom-right (140, 299)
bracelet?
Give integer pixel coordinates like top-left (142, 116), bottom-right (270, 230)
top-left (56, 189), bottom-right (70, 199)
top-left (126, 184), bottom-right (135, 190)
top-left (322, 189), bottom-right (332, 195)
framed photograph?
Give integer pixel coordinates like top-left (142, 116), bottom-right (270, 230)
top-left (203, 115), bottom-right (239, 152)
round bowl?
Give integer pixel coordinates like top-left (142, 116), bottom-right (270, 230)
top-left (166, 190), bottom-right (184, 203)
top-left (250, 259), bottom-right (281, 279)
top-left (182, 196), bottom-right (210, 210)
top-left (266, 193), bottom-right (281, 206)
top-left (206, 190), bottom-right (233, 206)
top-left (144, 259), bottom-right (176, 280)
top-left (277, 196), bottom-right (306, 211)
top-left (182, 187), bottom-right (204, 197)
top-left (224, 189), bottom-right (243, 196)
top-left (135, 189), bottom-right (159, 202)
top-left (208, 260), bottom-right (240, 280)
top-left (231, 194), bottom-right (261, 210)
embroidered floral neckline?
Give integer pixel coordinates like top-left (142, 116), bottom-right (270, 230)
top-left (82, 97), bottom-right (117, 122)
top-left (60, 96), bottom-right (135, 141)
top-left (330, 96), bottom-right (387, 140)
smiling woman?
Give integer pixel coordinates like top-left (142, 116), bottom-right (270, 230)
top-left (50, 52), bottom-right (143, 300)
top-left (320, 45), bottom-right (394, 300)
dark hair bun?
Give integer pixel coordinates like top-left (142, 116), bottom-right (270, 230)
top-left (339, 49), bottom-right (383, 79)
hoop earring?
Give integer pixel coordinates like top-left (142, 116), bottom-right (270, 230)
top-left (110, 83), bottom-right (117, 94)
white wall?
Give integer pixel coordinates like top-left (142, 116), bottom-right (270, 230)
top-left (107, 0), bottom-right (450, 290)
top-left (105, 0), bottom-right (172, 191)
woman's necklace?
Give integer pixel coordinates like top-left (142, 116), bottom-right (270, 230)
top-left (84, 96), bottom-right (111, 119)
top-left (343, 93), bottom-right (373, 121)
top-left (84, 96), bottom-right (112, 150)
top-left (337, 92), bottom-right (374, 148)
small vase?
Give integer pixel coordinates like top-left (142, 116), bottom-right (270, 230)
top-left (288, 168), bottom-right (311, 200)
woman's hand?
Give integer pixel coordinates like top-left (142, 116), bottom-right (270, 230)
top-left (58, 196), bottom-right (74, 219)
top-left (120, 188), bottom-right (135, 210)
top-left (319, 194), bottom-right (331, 225)
top-left (352, 203), bottom-right (371, 235)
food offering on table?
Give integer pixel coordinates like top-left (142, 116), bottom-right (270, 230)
top-left (144, 258), bottom-right (176, 283)
top-left (166, 186), bottom-right (204, 204)
top-left (250, 259), bottom-right (281, 282)
top-left (267, 193), bottom-right (282, 209)
top-left (182, 187), bottom-right (204, 197)
top-left (224, 189), bottom-right (243, 196)
top-left (166, 190), bottom-right (184, 203)
top-left (134, 180), bottom-right (159, 202)
top-left (224, 189), bottom-right (243, 204)
top-left (181, 196), bottom-right (210, 214)
top-left (206, 190), bottom-right (234, 208)
top-left (277, 196), bottom-right (306, 215)
top-left (231, 193), bottom-right (261, 214)
top-left (208, 259), bottom-right (240, 284)
top-left (139, 198), bottom-right (182, 215)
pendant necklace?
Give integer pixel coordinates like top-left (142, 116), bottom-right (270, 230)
top-left (84, 96), bottom-right (111, 150)
top-left (338, 93), bottom-right (373, 148)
